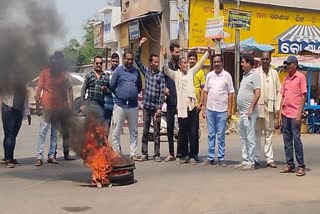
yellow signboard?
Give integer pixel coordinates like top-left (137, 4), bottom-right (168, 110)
top-left (189, 0), bottom-right (320, 55)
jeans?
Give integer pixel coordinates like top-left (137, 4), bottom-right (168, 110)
top-left (166, 105), bottom-right (177, 156)
top-left (141, 108), bottom-right (160, 157)
top-left (206, 110), bottom-right (227, 161)
top-left (112, 104), bottom-right (138, 157)
top-left (177, 108), bottom-right (198, 159)
top-left (36, 112), bottom-right (58, 160)
top-left (238, 113), bottom-right (257, 167)
top-left (282, 114), bottom-right (305, 169)
top-left (1, 107), bottom-right (23, 161)
top-left (104, 109), bottom-right (113, 128)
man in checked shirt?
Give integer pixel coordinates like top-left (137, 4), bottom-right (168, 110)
top-left (135, 37), bottom-right (166, 162)
top-left (80, 55), bottom-right (110, 123)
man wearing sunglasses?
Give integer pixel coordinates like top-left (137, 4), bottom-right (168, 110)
top-left (278, 56), bottom-right (307, 176)
top-left (80, 56), bottom-right (110, 120)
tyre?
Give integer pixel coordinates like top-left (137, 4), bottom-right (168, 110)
top-left (108, 171), bottom-right (134, 183)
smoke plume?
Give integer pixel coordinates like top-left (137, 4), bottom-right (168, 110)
top-left (0, 0), bottom-right (65, 93)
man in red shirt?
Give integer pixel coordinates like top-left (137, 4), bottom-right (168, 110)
top-left (34, 52), bottom-right (73, 166)
top-left (278, 56), bottom-right (307, 176)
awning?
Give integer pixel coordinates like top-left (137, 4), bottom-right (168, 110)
top-left (115, 11), bottom-right (162, 27)
top-left (277, 25), bottom-right (320, 43)
top-left (223, 37), bottom-right (274, 52)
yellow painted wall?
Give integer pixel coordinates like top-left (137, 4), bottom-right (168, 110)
top-left (189, 0), bottom-right (320, 55)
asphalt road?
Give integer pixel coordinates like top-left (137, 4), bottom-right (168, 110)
top-left (0, 116), bottom-right (320, 214)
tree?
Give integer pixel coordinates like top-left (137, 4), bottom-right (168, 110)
top-left (62, 38), bottom-right (81, 68)
top-left (77, 19), bottom-right (105, 66)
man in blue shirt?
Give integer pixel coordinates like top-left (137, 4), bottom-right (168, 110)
top-left (135, 37), bottom-right (166, 162)
top-left (110, 51), bottom-right (142, 160)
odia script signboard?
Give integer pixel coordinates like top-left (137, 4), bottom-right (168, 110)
top-left (228, 9), bottom-right (252, 30)
top-left (205, 17), bottom-right (224, 39)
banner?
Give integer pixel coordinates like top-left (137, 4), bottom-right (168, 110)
top-left (93, 22), bottom-right (105, 48)
top-left (104, 13), bottom-right (112, 43)
top-left (205, 17), bottom-right (224, 39)
top-left (228, 9), bottom-right (252, 30)
top-left (128, 19), bottom-right (140, 40)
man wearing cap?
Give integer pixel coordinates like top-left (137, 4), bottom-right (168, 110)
top-left (278, 55), bottom-right (307, 176)
top-left (255, 52), bottom-right (281, 168)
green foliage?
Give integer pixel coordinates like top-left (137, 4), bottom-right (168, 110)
top-left (62, 19), bottom-right (105, 66)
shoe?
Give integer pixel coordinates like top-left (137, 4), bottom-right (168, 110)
top-left (1, 158), bottom-right (6, 164)
top-left (241, 164), bottom-right (255, 171)
top-left (12, 159), bottom-right (20, 165)
top-left (154, 156), bottom-right (161, 162)
top-left (204, 159), bottom-right (215, 166)
top-left (218, 160), bottom-right (227, 167)
top-left (234, 162), bottom-right (245, 169)
top-left (130, 155), bottom-right (138, 161)
top-left (280, 165), bottom-right (294, 173)
top-left (164, 155), bottom-right (175, 162)
top-left (64, 155), bottom-right (75, 161)
top-left (176, 158), bottom-right (181, 165)
top-left (180, 158), bottom-right (189, 164)
top-left (35, 159), bottom-right (43, 167)
top-left (4, 160), bottom-right (14, 168)
top-left (139, 155), bottom-right (148, 162)
top-left (296, 167), bottom-right (306, 176)
top-left (254, 161), bottom-right (260, 169)
top-left (47, 158), bottom-right (59, 164)
top-left (189, 158), bottom-right (197, 165)
top-left (194, 156), bottom-right (200, 162)
top-left (267, 162), bottom-right (277, 168)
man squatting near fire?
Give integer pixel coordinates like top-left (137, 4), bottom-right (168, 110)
top-left (134, 37), bottom-right (166, 162)
top-left (162, 45), bottom-right (211, 164)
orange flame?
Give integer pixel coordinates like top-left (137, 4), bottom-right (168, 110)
top-left (80, 116), bottom-right (126, 186)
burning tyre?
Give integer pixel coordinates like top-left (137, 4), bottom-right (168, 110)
top-left (70, 106), bottom-right (136, 188)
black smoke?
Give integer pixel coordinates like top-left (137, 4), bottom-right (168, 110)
top-left (0, 0), bottom-right (65, 93)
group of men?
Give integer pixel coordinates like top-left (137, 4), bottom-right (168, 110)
top-left (1, 38), bottom-right (307, 176)
top-left (232, 53), bottom-right (306, 176)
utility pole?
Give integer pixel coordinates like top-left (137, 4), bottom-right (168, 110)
top-left (214, 0), bottom-right (221, 55)
top-left (235, 0), bottom-right (241, 92)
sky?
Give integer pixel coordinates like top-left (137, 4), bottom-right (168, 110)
top-left (54, 0), bottom-right (112, 49)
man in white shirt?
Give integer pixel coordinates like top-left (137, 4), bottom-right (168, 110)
top-left (1, 85), bottom-right (31, 168)
top-left (255, 52), bottom-right (281, 168)
top-left (162, 46), bottom-right (211, 164)
top-left (201, 54), bottom-right (234, 167)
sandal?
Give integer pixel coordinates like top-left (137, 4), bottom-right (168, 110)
top-left (280, 165), bottom-right (294, 173)
top-left (296, 167), bottom-right (306, 176)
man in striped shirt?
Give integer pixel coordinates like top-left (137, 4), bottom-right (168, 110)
top-left (135, 37), bottom-right (166, 162)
